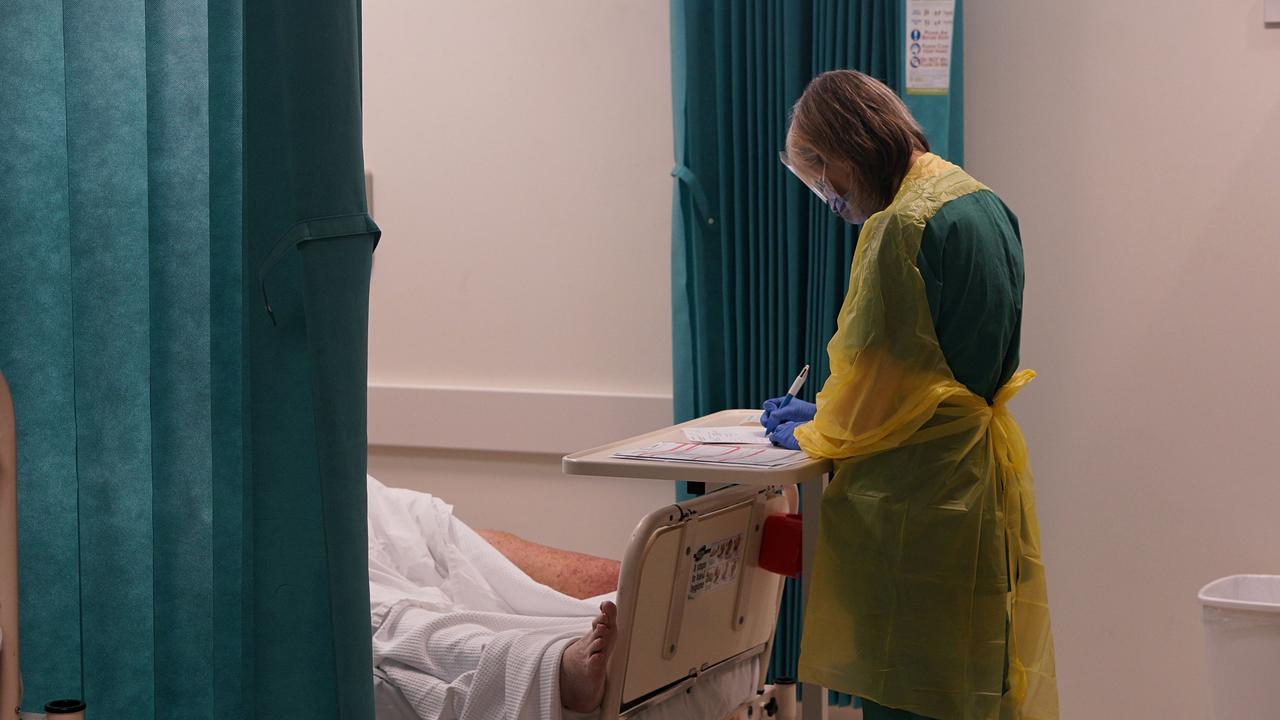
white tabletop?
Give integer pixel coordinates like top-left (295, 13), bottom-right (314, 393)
top-left (562, 409), bottom-right (831, 486)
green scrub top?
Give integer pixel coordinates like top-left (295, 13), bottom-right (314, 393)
top-left (916, 189), bottom-right (1024, 402)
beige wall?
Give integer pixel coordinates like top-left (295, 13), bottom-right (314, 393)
top-left (966, 2), bottom-right (1280, 717)
top-left (361, 0), bottom-right (676, 559)
top-left (362, 0), bottom-right (673, 395)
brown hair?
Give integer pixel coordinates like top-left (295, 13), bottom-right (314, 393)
top-left (787, 70), bottom-right (930, 211)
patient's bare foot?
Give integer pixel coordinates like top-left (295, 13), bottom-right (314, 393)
top-left (560, 601), bottom-right (618, 712)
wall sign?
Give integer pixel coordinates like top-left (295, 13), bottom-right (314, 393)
top-left (906, 0), bottom-right (956, 96)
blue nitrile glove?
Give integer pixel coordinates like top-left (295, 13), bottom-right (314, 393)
top-left (760, 396), bottom-right (817, 433)
top-left (769, 421), bottom-right (805, 451)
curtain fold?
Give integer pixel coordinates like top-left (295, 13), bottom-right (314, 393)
top-left (0, 2), bottom-right (81, 705)
top-left (0, 0), bottom-right (375, 716)
top-left (243, 0), bottom-right (378, 716)
top-left (208, 0), bottom-right (247, 714)
top-left (669, 0), bottom-right (963, 702)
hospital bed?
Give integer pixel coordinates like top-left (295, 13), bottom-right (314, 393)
top-left (374, 481), bottom-right (799, 720)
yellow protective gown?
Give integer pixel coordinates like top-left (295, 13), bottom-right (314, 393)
top-left (793, 154), bottom-right (1057, 720)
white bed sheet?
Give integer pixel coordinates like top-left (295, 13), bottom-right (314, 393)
top-left (367, 477), bottom-right (761, 720)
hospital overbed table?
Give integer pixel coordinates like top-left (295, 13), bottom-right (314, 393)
top-left (563, 409), bottom-right (832, 720)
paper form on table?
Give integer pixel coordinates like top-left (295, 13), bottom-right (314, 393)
top-left (611, 441), bottom-right (804, 468)
top-left (681, 426), bottom-right (771, 445)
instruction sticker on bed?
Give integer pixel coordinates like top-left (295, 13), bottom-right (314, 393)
top-left (687, 534), bottom-right (744, 600)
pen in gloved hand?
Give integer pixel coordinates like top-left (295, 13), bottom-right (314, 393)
top-left (777, 365), bottom-right (810, 409)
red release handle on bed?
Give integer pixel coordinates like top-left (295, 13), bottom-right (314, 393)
top-left (758, 513), bottom-right (803, 578)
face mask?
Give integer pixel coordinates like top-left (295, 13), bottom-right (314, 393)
top-left (779, 152), bottom-right (868, 226)
top-left (817, 176), bottom-right (868, 226)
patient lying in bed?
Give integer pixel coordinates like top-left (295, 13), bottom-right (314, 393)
top-left (367, 476), bottom-right (624, 719)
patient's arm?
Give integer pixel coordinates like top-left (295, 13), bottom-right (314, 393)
top-left (475, 530), bottom-right (620, 600)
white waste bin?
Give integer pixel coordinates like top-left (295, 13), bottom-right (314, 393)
top-left (1199, 575), bottom-right (1280, 719)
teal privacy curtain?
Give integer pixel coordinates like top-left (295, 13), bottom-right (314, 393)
top-left (668, 0), bottom-right (963, 700)
top-left (0, 0), bottom-right (377, 717)
top-left (245, 0), bottom-right (380, 716)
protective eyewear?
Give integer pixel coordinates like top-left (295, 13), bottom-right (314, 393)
top-left (779, 151), bottom-right (851, 219)
top-left (778, 151), bottom-right (832, 202)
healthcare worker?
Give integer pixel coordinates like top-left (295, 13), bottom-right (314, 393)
top-left (761, 70), bottom-right (1058, 719)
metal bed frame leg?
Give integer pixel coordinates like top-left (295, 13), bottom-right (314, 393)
top-left (776, 680), bottom-right (799, 720)
top-left (800, 473), bottom-right (828, 720)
